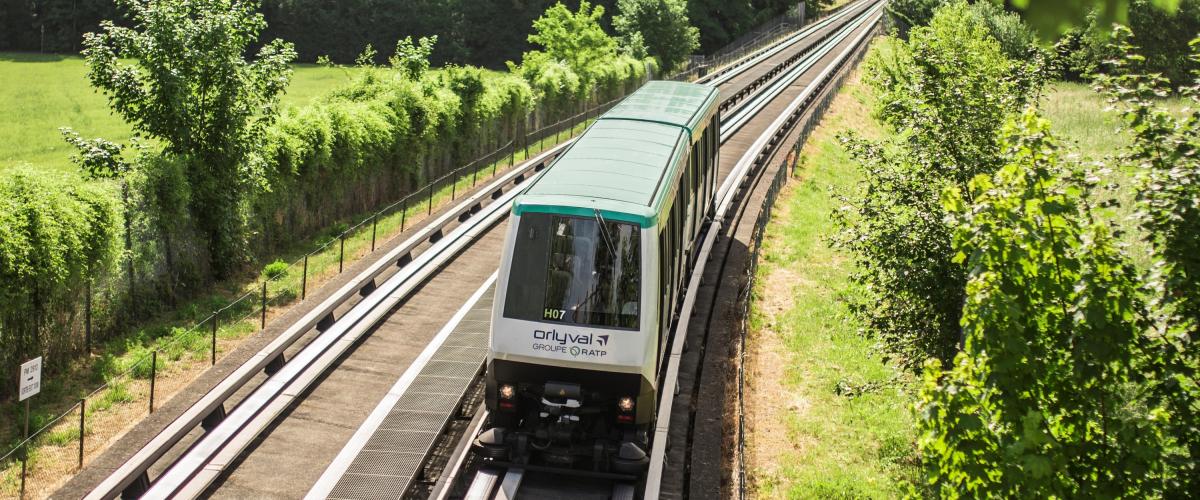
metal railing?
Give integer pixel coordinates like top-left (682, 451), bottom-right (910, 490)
top-left (668, 1), bottom-right (859, 83)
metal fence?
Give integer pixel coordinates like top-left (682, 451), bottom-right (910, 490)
top-left (668, 4), bottom-right (809, 82)
top-left (0, 94), bottom-right (625, 499)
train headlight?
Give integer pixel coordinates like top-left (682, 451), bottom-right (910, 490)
top-left (500, 384), bottom-right (516, 400)
top-left (618, 396), bottom-right (635, 413)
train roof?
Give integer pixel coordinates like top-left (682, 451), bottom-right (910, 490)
top-left (513, 81), bottom-right (719, 227)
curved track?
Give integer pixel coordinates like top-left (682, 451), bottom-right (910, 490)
top-left (58, 2), bottom-right (883, 499)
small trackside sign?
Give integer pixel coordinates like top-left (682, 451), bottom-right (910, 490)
top-left (19, 357), bottom-right (41, 401)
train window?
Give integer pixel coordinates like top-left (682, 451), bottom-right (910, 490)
top-left (659, 226), bottom-right (669, 335)
top-left (503, 213), bottom-right (641, 329)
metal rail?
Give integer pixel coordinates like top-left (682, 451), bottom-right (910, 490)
top-left (696, 0), bottom-right (869, 88)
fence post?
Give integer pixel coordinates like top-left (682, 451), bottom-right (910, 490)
top-left (451, 171), bottom-right (458, 200)
top-left (401, 199), bottom-right (408, 232)
top-left (78, 398), bottom-right (85, 469)
top-left (301, 255), bottom-right (308, 300)
top-left (149, 350), bottom-right (157, 414)
top-left (20, 443), bottom-right (26, 500)
top-left (371, 214), bottom-right (378, 252)
top-left (427, 183), bottom-right (434, 215)
top-left (472, 159), bottom-right (480, 187)
top-left (338, 234), bottom-right (345, 273)
top-left (211, 312), bottom-right (218, 365)
top-left (261, 280), bottom-right (268, 329)
top-left (85, 278), bottom-right (92, 354)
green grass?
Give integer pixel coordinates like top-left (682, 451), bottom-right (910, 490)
top-left (0, 52), bottom-right (367, 174)
top-left (1040, 81), bottom-right (1188, 268)
top-left (746, 64), bottom-right (919, 498)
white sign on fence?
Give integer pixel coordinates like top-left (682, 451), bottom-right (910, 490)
top-left (19, 357), bottom-right (41, 401)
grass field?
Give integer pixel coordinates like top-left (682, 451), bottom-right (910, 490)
top-left (0, 52), bottom-right (367, 174)
top-left (1041, 81), bottom-right (1187, 268)
top-left (745, 63), bottom-right (921, 498)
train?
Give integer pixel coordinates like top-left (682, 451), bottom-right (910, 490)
top-left (474, 80), bottom-right (720, 476)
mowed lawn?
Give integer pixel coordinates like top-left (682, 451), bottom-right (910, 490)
top-left (0, 51), bottom-right (366, 174)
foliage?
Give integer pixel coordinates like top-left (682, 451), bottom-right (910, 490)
top-left (613, 0), bottom-right (699, 72)
top-left (390, 36), bottom-right (437, 79)
top-left (59, 129), bottom-right (132, 180)
top-left (919, 109), bottom-right (1164, 497)
top-left (1095, 28), bottom-right (1200, 492)
top-left (834, 1), bottom-right (1042, 369)
top-left (0, 169), bottom-right (117, 395)
top-left (262, 259), bottom-right (288, 280)
top-left (81, 0), bottom-right (297, 279)
top-left (1002, 0), bottom-right (1179, 38)
top-left (1052, 0), bottom-right (1200, 86)
top-left (968, 1), bottom-right (1037, 61)
top-left (885, 0), bottom-right (944, 31)
top-left (355, 44), bottom-right (378, 67)
top-left (527, 1), bottom-right (618, 91)
top-left (687, 0), bottom-right (816, 53)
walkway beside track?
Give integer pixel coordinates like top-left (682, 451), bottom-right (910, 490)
top-left (304, 277), bottom-right (495, 500)
top-left (202, 232), bottom-right (507, 498)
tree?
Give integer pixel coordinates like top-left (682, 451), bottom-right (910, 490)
top-left (834, 1), bottom-right (1042, 369)
top-left (81, 0), bottom-right (296, 279)
top-left (1002, 0), bottom-right (1179, 37)
top-left (613, 0), bottom-right (699, 72)
top-left (527, 0), bottom-right (618, 90)
top-left (920, 110), bottom-right (1163, 497)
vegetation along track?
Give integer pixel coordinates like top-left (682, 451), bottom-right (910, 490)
top-left (55, 2), bottom-right (883, 498)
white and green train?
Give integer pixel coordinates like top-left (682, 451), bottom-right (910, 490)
top-left (477, 81), bottom-right (721, 475)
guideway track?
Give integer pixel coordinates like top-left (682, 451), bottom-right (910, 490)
top-left (438, 3), bottom-right (884, 498)
top-left (67, 2), bottom-right (882, 498)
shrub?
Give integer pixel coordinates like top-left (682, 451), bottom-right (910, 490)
top-left (920, 109), bottom-right (1162, 497)
top-left (835, 1), bottom-right (1041, 369)
top-left (0, 169), bottom-right (118, 396)
top-left (262, 260), bottom-right (289, 280)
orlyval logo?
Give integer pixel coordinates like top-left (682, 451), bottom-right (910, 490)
top-left (532, 329), bottom-right (610, 347)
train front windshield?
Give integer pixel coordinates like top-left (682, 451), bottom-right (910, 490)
top-left (504, 212), bottom-right (641, 329)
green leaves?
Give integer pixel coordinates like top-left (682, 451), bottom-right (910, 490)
top-left (921, 109), bottom-right (1161, 497)
top-left (81, 0), bottom-right (297, 278)
top-left (0, 169), bottom-right (118, 381)
top-left (1095, 28), bottom-right (1200, 493)
top-left (612, 0), bottom-right (699, 73)
top-left (834, 1), bottom-right (1043, 370)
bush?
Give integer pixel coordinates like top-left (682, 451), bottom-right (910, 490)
top-left (835, 1), bottom-right (1042, 369)
top-left (262, 260), bottom-right (289, 280)
top-left (0, 169), bottom-right (118, 397)
top-left (1053, 0), bottom-right (1200, 86)
top-left (919, 110), bottom-right (1161, 496)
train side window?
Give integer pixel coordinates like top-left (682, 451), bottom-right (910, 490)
top-left (672, 186), bottom-right (684, 291)
top-left (691, 143), bottom-right (701, 230)
top-left (659, 226), bottom-right (669, 335)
